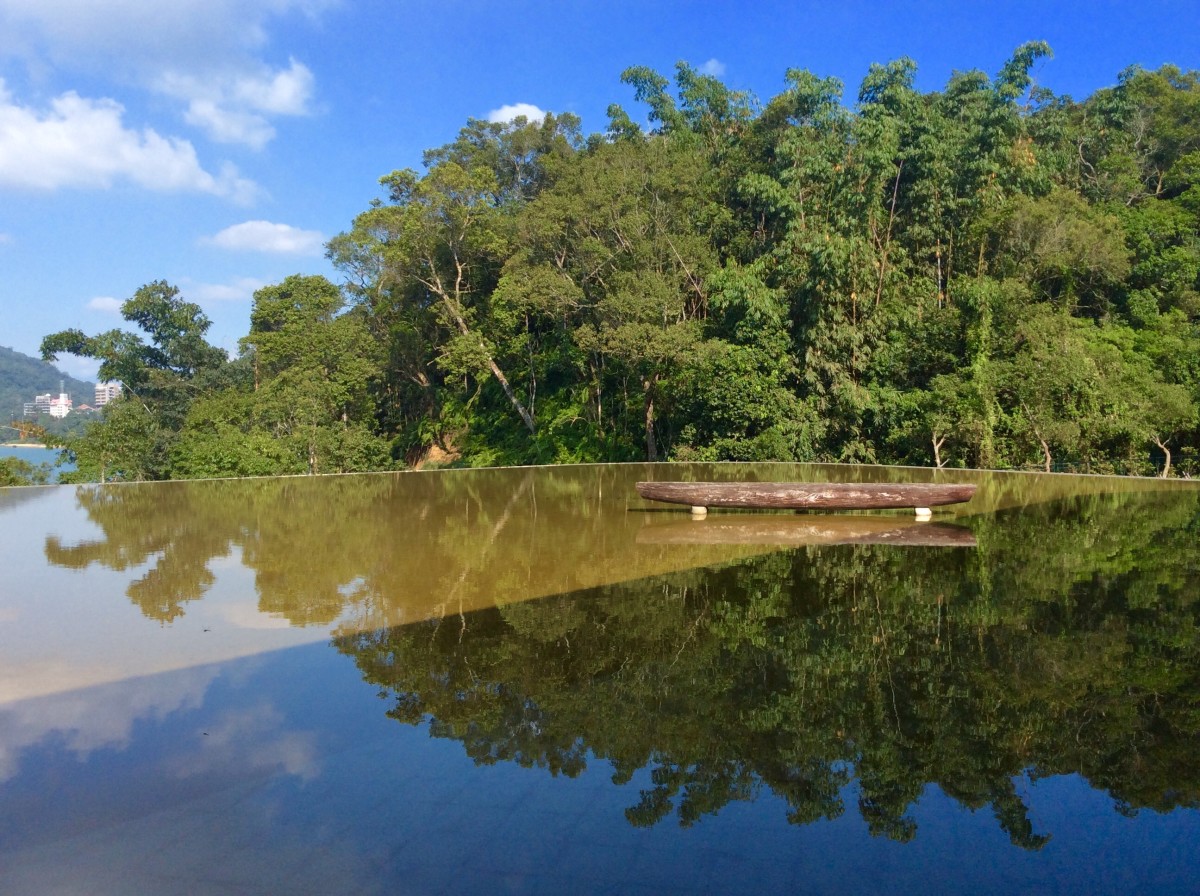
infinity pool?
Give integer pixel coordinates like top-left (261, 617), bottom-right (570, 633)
top-left (2, 464), bottom-right (1198, 894)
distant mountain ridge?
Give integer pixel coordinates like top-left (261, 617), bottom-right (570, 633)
top-left (0, 345), bottom-right (97, 419)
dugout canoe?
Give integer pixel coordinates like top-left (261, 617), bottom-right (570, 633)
top-left (635, 481), bottom-right (977, 512)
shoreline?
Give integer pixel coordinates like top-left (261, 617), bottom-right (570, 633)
top-left (1, 442), bottom-right (51, 449)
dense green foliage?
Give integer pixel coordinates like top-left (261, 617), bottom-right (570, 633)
top-left (0, 456), bottom-right (50, 486)
top-left (41, 278), bottom-right (390, 481)
top-left (43, 48), bottom-right (1200, 479)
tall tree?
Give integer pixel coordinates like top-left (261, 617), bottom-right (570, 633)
top-left (494, 137), bottom-right (716, 460)
top-left (241, 275), bottom-right (388, 474)
top-left (41, 281), bottom-right (233, 481)
top-left (333, 159), bottom-right (535, 442)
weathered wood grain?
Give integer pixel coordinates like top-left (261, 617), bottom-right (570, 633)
top-left (635, 481), bottom-right (977, 510)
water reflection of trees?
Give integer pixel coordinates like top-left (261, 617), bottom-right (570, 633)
top-left (42, 464), bottom-right (1187, 626)
top-left (44, 483), bottom-right (238, 621)
top-left (43, 473), bottom-right (514, 624)
top-left (40, 466), bottom-right (773, 625)
top-left (336, 489), bottom-right (1200, 847)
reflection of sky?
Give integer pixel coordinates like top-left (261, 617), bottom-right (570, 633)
top-left (0, 487), bottom-right (338, 704)
top-left (1, 640), bottom-right (1197, 896)
top-left (0, 483), bottom-right (55, 516)
top-left (0, 664), bottom-right (218, 783)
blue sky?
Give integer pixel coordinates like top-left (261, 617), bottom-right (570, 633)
top-left (1, 0), bottom-right (1198, 381)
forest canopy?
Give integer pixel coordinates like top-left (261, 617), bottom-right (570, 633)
top-left (40, 46), bottom-right (1200, 482)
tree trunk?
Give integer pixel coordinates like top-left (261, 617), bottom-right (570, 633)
top-left (932, 433), bottom-right (946, 469)
top-left (435, 282), bottom-right (536, 435)
top-left (643, 375), bottom-right (658, 462)
top-left (935, 239), bottom-right (944, 306)
top-left (876, 161), bottom-right (903, 308)
top-left (485, 354), bottom-right (537, 434)
top-left (1154, 435), bottom-right (1172, 478)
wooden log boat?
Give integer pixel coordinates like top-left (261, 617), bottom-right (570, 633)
top-left (635, 481), bottom-right (977, 511)
top-left (637, 516), bottom-right (977, 548)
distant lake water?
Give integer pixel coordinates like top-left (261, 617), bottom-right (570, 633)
top-left (0, 444), bottom-right (73, 480)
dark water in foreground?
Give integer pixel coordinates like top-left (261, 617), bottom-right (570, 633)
top-left (1, 464), bottom-right (1198, 894)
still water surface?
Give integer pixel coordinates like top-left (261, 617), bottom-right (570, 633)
top-left (1, 464), bottom-right (1198, 894)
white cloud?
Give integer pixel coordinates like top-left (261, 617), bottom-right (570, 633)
top-left (0, 80), bottom-right (258, 202)
top-left (0, 0), bottom-right (335, 72)
top-left (700, 58), bottom-right (727, 77)
top-left (87, 296), bottom-right (122, 313)
top-left (184, 276), bottom-right (268, 304)
top-left (232, 59), bottom-right (314, 116)
top-left (0, 1), bottom-right (330, 148)
top-left (202, 220), bottom-right (325, 256)
top-left (179, 99), bottom-right (277, 149)
top-left (159, 59), bottom-right (316, 149)
top-left (486, 102), bottom-right (546, 124)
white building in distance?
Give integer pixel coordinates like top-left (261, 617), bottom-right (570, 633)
top-left (26, 383), bottom-right (75, 418)
top-left (95, 382), bottom-right (122, 407)
top-left (48, 389), bottom-right (72, 418)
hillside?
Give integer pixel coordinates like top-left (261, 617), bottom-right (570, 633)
top-left (0, 345), bottom-right (96, 421)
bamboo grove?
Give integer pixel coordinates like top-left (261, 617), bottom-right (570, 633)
top-left (41, 45), bottom-right (1200, 481)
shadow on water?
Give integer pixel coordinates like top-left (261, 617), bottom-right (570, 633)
top-left (332, 482), bottom-right (1200, 847)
